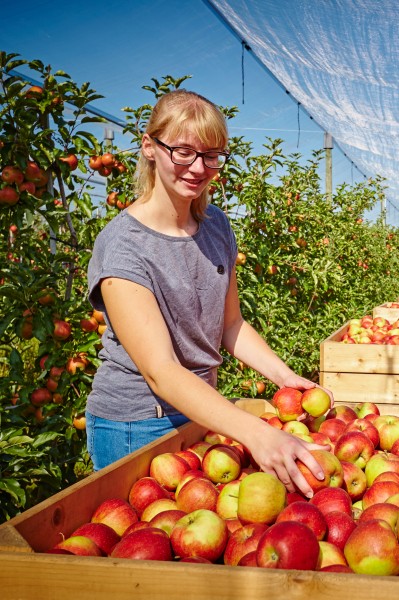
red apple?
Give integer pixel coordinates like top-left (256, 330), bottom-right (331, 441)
top-left (71, 522), bottom-right (120, 555)
top-left (60, 154), bottom-right (79, 170)
top-left (344, 519), bottom-right (399, 575)
top-left (53, 319), bottom-right (72, 341)
top-left (175, 469), bottom-right (204, 499)
top-left (141, 498), bottom-right (178, 522)
top-left (301, 388), bottom-right (331, 418)
top-left (170, 509), bottom-right (228, 562)
top-left (373, 471), bottom-right (399, 485)
top-left (111, 527), bottom-right (173, 561)
top-left (324, 511), bottom-right (357, 551)
top-left (377, 415), bottom-right (399, 451)
top-left (148, 509), bottom-right (187, 536)
top-left (344, 418), bottom-right (379, 448)
top-left (359, 502), bottom-right (399, 532)
top-left (225, 518), bottom-right (243, 535)
top-left (1, 165), bottom-right (24, 185)
top-left (340, 460), bottom-right (367, 502)
top-left (179, 556), bottom-right (212, 563)
top-left (237, 550), bottom-right (258, 566)
top-left (149, 452), bottom-right (191, 491)
top-left (256, 521), bottom-right (320, 570)
top-left (224, 523), bottom-right (269, 566)
top-left (0, 186), bottom-right (19, 205)
top-left (362, 480), bottom-right (399, 510)
top-left (202, 445), bottom-right (241, 484)
top-left (30, 387), bottom-right (52, 407)
top-left (276, 501), bottom-right (326, 540)
top-left (318, 418), bottom-right (346, 443)
top-left (325, 405), bottom-right (357, 425)
top-left (53, 535), bottom-right (102, 556)
top-left (319, 564), bottom-right (354, 573)
top-left (310, 487), bottom-right (352, 517)
top-left (176, 477), bottom-right (219, 513)
top-left (296, 449), bottom-right (344, 493)
top-left (203, 430), bottom-right (233, 445)
top-left (91, 498), bottom-right (138, 536)
top-left (128, 476), bottom-right (170, 517)
top-left (272, 387), bottom-right (304, 422)
top-left (175, 450), bottom-right (201, 471)
top-left (333, 430), bottom-right (374, 469)
top-left (354, 401), bottom-right (380, 419)
top-left (80, 316), bottom-right (99, 332)
top-left (237, 472), bottom-right (286, 525)
top-left (216, 479), bottom-right (240, 520)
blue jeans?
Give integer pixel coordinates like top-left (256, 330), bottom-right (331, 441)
top-left (86, 411), bottom-right (190, 471)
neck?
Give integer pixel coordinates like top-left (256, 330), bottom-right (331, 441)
top-left (129, 190), bottom-right (199, 237)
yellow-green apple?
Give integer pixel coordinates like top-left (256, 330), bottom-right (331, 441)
top-left (282, 421), bottom-right (310, 436)
top-left (53, 319), bottom-right (72, 341)
top-left (296, 449), bottom-right (344, 493)
top-left (201, 445), bottom-right (241, 484)
top-left (272, 387), bottom-right (304, 422)
top-left (365, 452), bottom-right (399, 486)
top-left (141, 498), bottom-right (178, 522)
top-left (176, 477), bottom-right (219, 513)
top-left (256, 521), bottom-right (320, 570)
top-left (170, 509), bottom-right (228, 562)
top-left (111, 527), bottom-right (173, 561)
top-left (175, 470), bottom-right (204, 499)
top-left (71, 522), bottom-right (120, 555)
top-left (344, 418), bottom-right (379, 448)
top-left (326, 405), bottom-right (357, 425)
top-left (387, 493), bottom-right (399, 508)
top-left (317, 540), bottom-right (347, 569)
top-left (276, 501), bottom-right (327, 540)
top-left (362, 480), bottom-right (399, 510)
top-left (128, 477), bottom-right (170, 517)
top-left (148, 509), bottom-right (187, 536)
top-left (375, 415), bottom-right (399, 451)
top-left (237, 472), bottom-right (286, 524)
top-left (355, 402), bottom-right (380, 419)
top-left (187, 441), bottom-right (212, 463)
top-left (204, 430), bottom-right (233, 445)
top-left (53, 535), bottom-right (102, 556)
top-left (344, 519), bottom-right (399, 575)
top-left (373, 316), bottom-right (388, 328)
top-left (334, 430), bottom-right (374, 469)
top-left (359, 502), bottom-right (399, 532)
top-left (318, 418), bottom-right (346, 443)
top-left (216, 479), bottom-right (240, 520)
top-left (324, 511), bottom-right (357, 551)
top-left (301, 388), bottom-right (331, 418)
top-left (149, 452), bottom-right (191, 491)
top-left (175, 450), bottom-right (201, 471)
top-left (352, 500), bottom-right (364, 520)
top-left (340, 460), bottom-right (367, 502)
top-left (224, 522), bottom-right (269, 566)
top-left (310, 487), bottom-right (352, 517)
top-left (91, 498), bottom-right (138, 536)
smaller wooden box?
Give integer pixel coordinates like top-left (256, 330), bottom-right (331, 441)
top-left (320, 322), bottom-right (399, 405)
top-left (373, 303), bottom-right (399, 322)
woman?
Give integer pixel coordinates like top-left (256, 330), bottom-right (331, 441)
top-left (86, 89), bottom-right (332, 497)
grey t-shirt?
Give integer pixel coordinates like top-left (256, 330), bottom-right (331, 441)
top-left (86, 203), bottom-right (237, 421)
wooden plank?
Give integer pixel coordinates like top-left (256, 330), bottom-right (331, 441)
top-left (1, 552), bottom-right (399, 600)
top-left (0, 524), bottom-right (34, 554)
top-left (320, 372), bottom-right (399, 408)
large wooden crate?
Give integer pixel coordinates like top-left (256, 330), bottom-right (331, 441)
top-left (320, 322), bottom-right (399, 406)
top-left (373, 302), bottom-right (399, 322)
top-left (1, 399), bottom-right (399, 600)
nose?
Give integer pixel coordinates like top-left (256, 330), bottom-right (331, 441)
top-left (188, 154), bottom-right (208, 173)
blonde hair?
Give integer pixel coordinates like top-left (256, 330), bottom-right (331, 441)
top-left (135, 90), bottom-right (229, 221)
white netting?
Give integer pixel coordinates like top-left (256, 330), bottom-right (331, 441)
top-left (207, 0), bottom-right (399, 211)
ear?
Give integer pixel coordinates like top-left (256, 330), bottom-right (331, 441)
top-left (141, 134), bottom-right (155, 161)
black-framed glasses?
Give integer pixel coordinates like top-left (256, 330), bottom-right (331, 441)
top-left (150, 136), bottom-right (230, 169)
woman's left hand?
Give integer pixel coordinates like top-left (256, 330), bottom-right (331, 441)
top-left (279, 373), bottom-right (334, 407)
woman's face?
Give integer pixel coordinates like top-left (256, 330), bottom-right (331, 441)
top-left (146, 131), bottom-right (222, 201)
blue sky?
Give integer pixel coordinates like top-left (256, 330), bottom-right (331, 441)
top-left (0, 0), bottom-right (365, 199)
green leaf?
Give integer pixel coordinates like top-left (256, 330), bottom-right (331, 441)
top-left (32, 432), bottom-right (61, 448)
top-left (0, 479), bottom-right (26, 505)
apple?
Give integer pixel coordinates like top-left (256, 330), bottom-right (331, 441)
top-left (149, 452), bottom-right (191, 491)
top-left (237, 550), bottom-right (258, 566)
top-left (101, 152), bottom-right (115, 167)
top-left (256, 521), bottom-right (320, 570)
top-left (71, 522), bottom-right (120, 555)
top-left (179, 556), bottom-right (212, 563)
top-left (387, 493), bottom-right (399, 508)
top-left (303, 414), bottom-right (326, 433)
top-left (53, 535), bottom-right (102, 556)
top-left (66, 354), bottom-right (89, 375)
top-left (0, 186), bottom-right (19, 205)
top-left (281, 421), bottom-right (310, 436)
top-left (272, 387), bottom-right (304, 422)
top-left (216, 479), bottom-right (241, 520)
top-left (53, 319), bottom-right (72, 341)
top-left (391, 438), bottom-right (399, 457)
top-left (318, 418), bottom-right (346, 443)
top-left (89, 155), bottom-right (103, 170)
top-left (296, 449), bottom-right (344, 493)
top-left (362, 480), bottom-right (399, 510)
top-left (91, 498), bottom-right (138, 536)
top-left (317, 541), bottom-right (347, 569)
top-left (340, 460), bottom-right (367, 502)
top-left (141, 498), bottom-right (178, 522)
top-left (365, 452), bottom-right (399, 486)
top-left (374, 471), bottom-right (399, 485)
top-left (204, 430), bottom-right (233, 445)
top-left (359, 502), bottom-right (399, 532)
top-left (187, 441), bottom-right (212, 463)
top-left (128, 476), bottom-right (170, 517)
top-left (30, 387), bottom-right (52, 407)
top-left (301, 388), bottom-right (331, 418)
top-left (111, 526), bottom-right (173, 561)
top-left (333, 430), bottom-right (374, 469)
top-left (24, 161), bottom-right (41, 182)
top-left (266, 415), bottom-right (283, 429)
top-left (1, 165), bottom-right (24, 185)
top-left (224, 522), bottom-right (269, 566)
top-left (344, 418), bottom-right (379, 448)
top-left (344, 519), bottom-right (399, 575)
top-left (170, 509), bottom-right (228, 562)
top-left (237, 472), bottom-right (286, 525)
top-left (148, 509), bottom-right (187, 536)
top-left (80, 316), bottom-right (99, 332)
top-left (324, 511), bottom-right (357, 551)
top-left (354, 402), bottom-right (380, 419)
top-left (319, 564), bottom-right (354, 573)
top-left (60, 154), bottom-right (79, 170)
top-left (201, 445), bottom-right (241, 484)
top-left (276, 501), bottom-right (327, 540)
top-left (122, 521), bottom-right (150, 537)
top-left (310, 487), bottom-right (352, 517)
top-left (377, 415), bottom-right (399, 451)
top-left (225, 518), bottom-right (243, 535)
top-left (175, 450), bottom-right (201, 471)
top-left (176, 477), bottom-right (219, 513)
top-left (325, 405), bottom-right (357, 425)
top-left (175, 469), bottom-right (204, 498)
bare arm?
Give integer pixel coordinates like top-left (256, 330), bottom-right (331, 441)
top-left (100, 276), bottom-right (327, 496)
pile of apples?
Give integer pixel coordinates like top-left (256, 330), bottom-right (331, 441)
top-left (341, 314), bottom-right (399, 345)
top-left (46, 387), bottom-right (399, 576)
